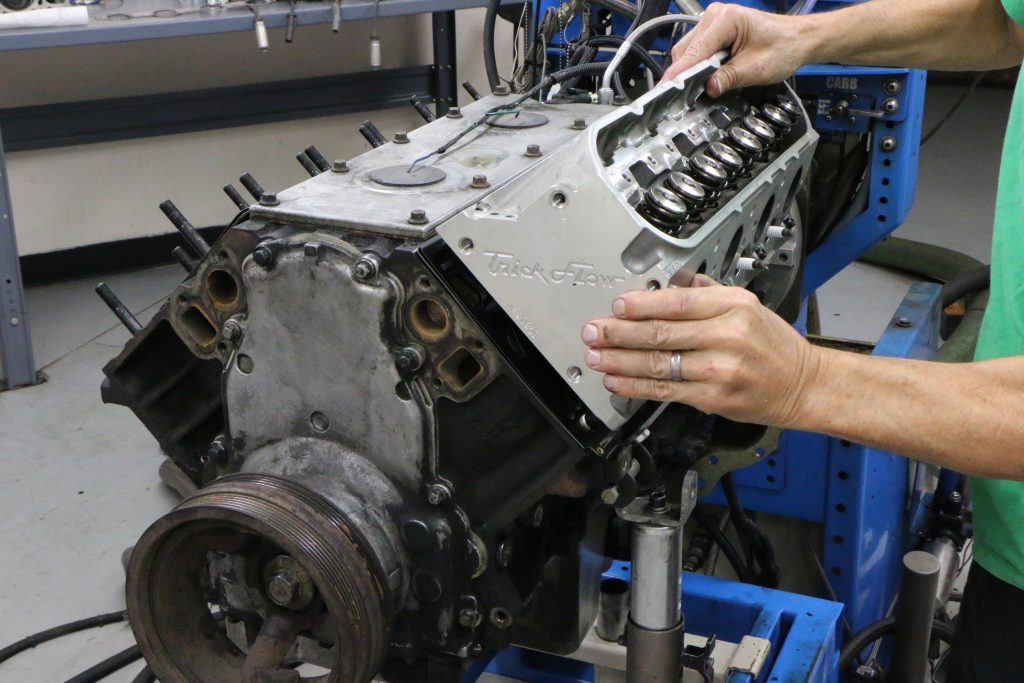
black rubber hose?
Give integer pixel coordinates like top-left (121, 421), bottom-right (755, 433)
top-left (0, 611), bottom-right (128, 666)
top-left (721, 473), bottom-right (780, 588)
top-left (692, 504), bottom-right (757, 584)
top-left (942, 265), bottom-right (990, 309)
top-left (483, 0), bottom-right (502, 90)
top-left (838, 616), bottom-right (955, 668)
top-left (131, 665), bottom-right (156, 683)
top-left (563, 34), bottom-right (666, 95)
top-left (64, 645), bottom-right (143, 683)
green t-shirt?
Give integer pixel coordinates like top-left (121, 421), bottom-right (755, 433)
top-left (971, 0), bottom-right (1024, 592)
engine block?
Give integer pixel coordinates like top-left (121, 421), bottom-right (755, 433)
top-left (103, 56), bottom-right (817, 683)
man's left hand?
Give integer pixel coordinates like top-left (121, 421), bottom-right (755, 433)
top-left (580, 275), bottom-right (821, 427)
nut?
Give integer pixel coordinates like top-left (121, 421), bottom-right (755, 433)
top-left (266, 570), bottom-right (300, 607)
top-left (252, 244), bottom-right (276, 269)
top-left (396, 346), bottom-right (425, 373)
top-left (353, 255), bottom-right (380, 281)
top-left (571, 117), bottom-right (586, 130)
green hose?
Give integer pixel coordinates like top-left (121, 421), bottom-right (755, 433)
top-left (856, 237), bottom-right (989, 362)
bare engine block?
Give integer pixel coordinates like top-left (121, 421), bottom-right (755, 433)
top-left (103, 58), bottom-right (816, 683)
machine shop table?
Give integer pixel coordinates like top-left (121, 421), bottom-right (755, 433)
top-left (0, 0), bottom-right (480, 389)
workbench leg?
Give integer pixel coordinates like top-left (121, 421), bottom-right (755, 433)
top-left (0, 124), bottom-right (37, 390)
top-left (431, 11), bottom-right (458, 117)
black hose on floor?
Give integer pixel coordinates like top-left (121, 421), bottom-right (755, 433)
top-left (63, 644), bottom-right (143, 683)
top-left (0, 610), bottom-right (128, 667)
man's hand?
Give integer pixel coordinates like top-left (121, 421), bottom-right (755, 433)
top-left (663, 3), bottom-right (814, 96)
top-left (580, 276), bottom-right (822, 427)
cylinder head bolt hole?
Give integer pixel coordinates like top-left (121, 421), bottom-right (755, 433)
top-left (409, 299), bottom-right (452, 341)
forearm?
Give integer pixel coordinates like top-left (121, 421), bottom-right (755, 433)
top-left (793, 349), bottom-right (1024, 479)
top-left (795, 0), bottom-right (1024, 71)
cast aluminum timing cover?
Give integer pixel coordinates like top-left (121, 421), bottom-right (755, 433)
top-left (251, 56), bottom-right (817, 430)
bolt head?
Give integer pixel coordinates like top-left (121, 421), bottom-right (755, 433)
top-left (783, 216), bottom-right (797, 229)
top-left (471, 174), bottom-right (490, 189)
top-left (221, 319), bottom-right (242, 341)
top-left (259, 192), bottom-right (279, 207)
top-left (647, 490), bottom-right (668, 513)
top-left (396, 346), bottom-right (424, 373)
top-left (353, 256), bottom-right (379, 281)
top-left (447, 107), bottom-right (463, 119)
top-left (884, 79), bottom-right (902, 95)
top-left (880, 136), bottom-right (897, 152)
top-left (409, 209), bottom-right (429, 225)
top-left (252, 244), bottom-right (275, 268)
top-left (331, 159), bottom-right (349, 173)
top-left (459, 608), bottom-right (482, 628)
top-left (394, 131), bottom-right (410, 143)
top-left (266, 570), bottom-right (300, 607)
top-left (531, 505), bottom-right (544, 527)
top-left (427, 483), bottom-right (450, 506)
top-left (896, 317), bottom-right (913, 328)
top-left (883, 98), bottom-right (899, 114)
top-left (207, 440), bottom-right (228, 464)
top-left (525, 144), bottom-right (542, 157)
top-left (600, 486), bottom-right (620, 505)
top-left (493, 84), bottom-right (510, 96)
top-left (572, 117), bottom-right (586, 130)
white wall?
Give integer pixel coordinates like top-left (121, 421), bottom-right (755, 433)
top-left (2, 8), bottom-right (513, 255)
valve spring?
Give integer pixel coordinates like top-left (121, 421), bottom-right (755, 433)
top-left (741, 114), bottom-right (778, 152)
top-left (639, 186), bottom-right (691, 236)
top-left (775, 93), bottom-right (803, 120)
top-left (686, 154), bottom-right (729, 205)
top-left (705, 141), bottom-right (745, 184)
top-left (724, 126), bottom-right (766, 164)
top-left (663, 171), bottom-right (708, 214)
top-left (759, 103), bottom-right (795, 132)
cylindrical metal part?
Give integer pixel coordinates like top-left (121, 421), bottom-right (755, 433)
top-left (463, 81), bottom-right (483, 100)
top-left (222, 184), bottom-right (249, 211)
top-left (253, 18), bottom-right (269, 52)
top-left (410, 95), bottom-right (437, 122)
top-left (922, 537), bottom-right (959, 607)
top-left (625, 620), bottom-right (682, 683)
top-left (630, 523), bottom-right (682, 630)
top-left (889, 551), bottom-right (941, 683)
top-left (296, 152), bottom-right (320, 177)
top-left (285, 11), bottom-right (297, 43)
top-left (171, 246), bottom-right (197, 273)
top-left (95, 283), bottom-right (143, 334)
top-left (369, 35), bottom-right (381, 69)
top-left (303, 146), bottom-right (331, 172)
top-left (596, 578), bottom-right (630, 642)
top-left (158, 200), bottom-right (210, 258)
top-left (359, 121), bottom-right (387, 148)
top-left (239, 172), bottom-right (266, 201)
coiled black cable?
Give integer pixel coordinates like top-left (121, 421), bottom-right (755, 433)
top-left (692, 504), bottom-right (757, 584)
top-left (0, 610), bottom-right (128, 667)
top-left (721, 473), bottom-right (781, 588)
top-left (838, 616), bottom-right (955, 668)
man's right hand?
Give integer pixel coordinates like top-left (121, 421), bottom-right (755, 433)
top-left (663, 3), bottom-right (816, 97)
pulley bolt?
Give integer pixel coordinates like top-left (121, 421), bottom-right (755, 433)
top-left (447, 107), bottom-right (463, 119)
top-left (259, 192), bottom-right (279, 207)
top-left (880, 136), bottom-right (898, 152)
top-left (331, 159), bottom-right (350, 173)
top-left (266, 570), bottom-right (301, 607)
top-left (394, 131), bottom-right (410, 144)
top-left (353, 256), bottom-right (379, 281)
top-left (493, 84), bottom-right (510, 96)
top-left (470, 174), bottom-right (490, 189)
top-left (427, 483), bottom-right (450, 506)
top-left (766, 224), bottom-right (794, 239)
top-left (736, 257), bottom-right (767, 271)
top-left (252, 244), bottom-right (276, 269)
top-left (409, 209), bottom-right (429, 225)
top-left (525, 144), bottom-right (542, 158)
top-left (571, 117), bottom-right (586, 130)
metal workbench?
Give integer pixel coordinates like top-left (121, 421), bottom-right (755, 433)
top-left (0, 0), bottom-right (479, 389)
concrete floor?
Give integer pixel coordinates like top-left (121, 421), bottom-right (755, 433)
top-left (0, 82), bottom-right (1009, 681)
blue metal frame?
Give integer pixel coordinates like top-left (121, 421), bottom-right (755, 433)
top-left (484, 567), bottom-right (843, 683)
top-left (704, 282), bottom-right (942, 632)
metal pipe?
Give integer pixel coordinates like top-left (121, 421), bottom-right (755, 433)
top-left (596, 578), bottom-right (629, 642)
top-left (626, 522), bottom-right (682, 683)
top-left (889, 551), bottom-right (940, 683)
top-left (922, 537), bottom-right (959, 607)
top-left (598, 15), bottom-right (702, 104)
